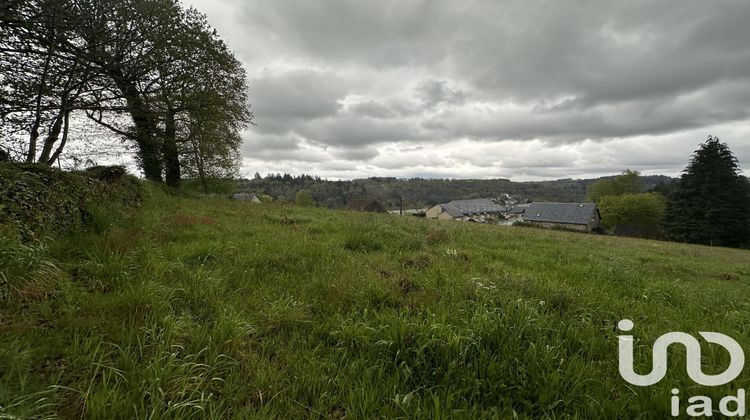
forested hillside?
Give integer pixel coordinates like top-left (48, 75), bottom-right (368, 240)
top-left (239, 174), bottom-right (674, 209)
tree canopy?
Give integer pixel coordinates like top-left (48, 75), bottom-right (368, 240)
top-left (295, 190), bottom-right (315, 207)
top-left (664, 136), bottom-right (750, 248)
top-left (0, 0), bottom-right (252, 186)
top-left (586, 169), bottom-right (644, 202)
top-left (597, 192), bottom-right (666, 230)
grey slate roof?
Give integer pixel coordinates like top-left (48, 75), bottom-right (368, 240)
top-left (524, 202), bottom-right (599, 225)
top-left (507, 203), bottom-right (530, 214)
top-left (440, 198), bottom-right (505, 217)
top-left (439, 203), bottom-right (466, 218)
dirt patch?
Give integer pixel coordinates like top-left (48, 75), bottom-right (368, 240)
top-left (168, 214), bottom-right (217, 226)
top-left (401, 253), bottom-right (431, 270)
top-left (426, 230), bottom-right (449, 244)
top-left (715, 272), bottom-right (741, 281)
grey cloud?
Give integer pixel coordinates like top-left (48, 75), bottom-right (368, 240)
top-left (299, 116), bottom-right (426, 147)
top-left (251, 70), bottom-right (348, 123)
top-left (346, 100), bottom-right (397, 119)
top-left (415, 80), bottom-right (467, 107)
top-left (249, 147), bottom-right (330, 163)
top-left (330, 146), bottom-right (380, 161)
top-left (187, 0), bottom-right (750, 179)
top-left (428, 79), bottom-right (750, 143)
top-left (237, 1), bottom-right (448, 67)
top-left (242, 133), bottom-right (301, 152)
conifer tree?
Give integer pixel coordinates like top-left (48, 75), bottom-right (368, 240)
top-left (664, 136), bottom-right (750, 247)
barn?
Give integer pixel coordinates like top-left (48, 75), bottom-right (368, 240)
top-left (523, 202), bottom-right (601, 232)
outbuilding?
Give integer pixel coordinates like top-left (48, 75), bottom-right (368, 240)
top-left (231, 192), bottom-right (261, 203)
top-left (523, 202), bottom-right (601, 232)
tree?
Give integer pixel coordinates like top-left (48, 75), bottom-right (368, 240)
top-left (1, 0), bottom-right (252, 186)
top-left (587, 169), bottom-right (644, 202)
top-left (295, 190), bottom-right (314, 207)
top-left (149, 6), bottom-right (250, 187)
top-left (598, 192), bottom-right (666, 230)
top-left (664, 136), bottom-right (750, 248)
top-left (0, 0), bottom-right (96, 164)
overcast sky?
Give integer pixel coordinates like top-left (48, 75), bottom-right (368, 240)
top-left (185, 0), bottom-right (750, 181)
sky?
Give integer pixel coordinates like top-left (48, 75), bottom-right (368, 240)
top-left (185, 0), bottom-right (750, 181)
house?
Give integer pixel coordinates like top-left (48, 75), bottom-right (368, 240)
top-left (506, 203), bottom-right (530, 219)
top-left (523, 202), bottom-right (601, 232)
top-left (231, 192), bottom-right (261, 203)
top-left (348, 198), bottom-right (387, 213)
top-left (426, 198), bottom-right (505, 222)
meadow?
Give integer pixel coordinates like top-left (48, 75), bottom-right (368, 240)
top-left (2, 185), bottom-right (749, 418)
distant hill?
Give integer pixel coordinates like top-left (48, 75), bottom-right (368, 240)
top-left (238, 174), bottom-right (675, 209)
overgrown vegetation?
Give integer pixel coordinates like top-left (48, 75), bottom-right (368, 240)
top-left (597, 192), bottom-right (666, 230)
top-left (0, 163), bottom-right (142, 240)
top-left (1, 184), bottom-right (749, 418)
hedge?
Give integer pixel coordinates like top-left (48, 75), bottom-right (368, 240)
top-left (0, 163), bottom-right (143, 241)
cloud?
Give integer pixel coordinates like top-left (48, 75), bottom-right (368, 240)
top-left (415, 80), bottom-right (467, 107)
top-left (250, 69), bottom-right (349, 126)
top-left (346, 100), bottom-right (398, 119)
top-left (185, 0), bottom-right (750, 180)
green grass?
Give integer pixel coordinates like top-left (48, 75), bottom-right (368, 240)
top-left (1, 184), bottom-right (749, 418)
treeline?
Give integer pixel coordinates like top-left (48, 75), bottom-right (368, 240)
top-left (239, 172), bottom-right (672, 209)
top-left (591, 137), bottom-right (750, 248)
top-left (0, 0), bottom-right (251, 189)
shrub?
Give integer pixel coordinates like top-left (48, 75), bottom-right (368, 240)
top-left (295, 190), bottom-right (315, 207)
top-left (597, 192), bottom-right (666, 230)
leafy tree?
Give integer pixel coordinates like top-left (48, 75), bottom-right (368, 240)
top-left (295, 190), bottom-right (314, 207)
top-left (587, 169), bottom-right (644, 202)
top-left (0, 0), bottom-right (95, 164)
top-left (664, 136), bottom-right (750, 247)
top-left (598, 192), bottom-right (666, 229)
top-left (176, 41), bottom-right (250, 189)
top-left (77, 0), bottom-right (189, 181)
top-left (1, 0), bottom-right (251, 185)
top-left (153, 6), bottom-right (251, 187)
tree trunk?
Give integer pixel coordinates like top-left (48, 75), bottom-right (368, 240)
top-left (47, 109), bottom-right (70, 165)
top-left (38, 106), bottom-right (66, 164)
top-left (27, 50), bottom-right (53, 163)
top-left (163, 109), bottom-right (181, 187)
top-left (112, 73), bottom-right (163, 182)
top-left (191, 137), bottom-right (209, 193)
top-left (40, 62), bottom-right (87, 164)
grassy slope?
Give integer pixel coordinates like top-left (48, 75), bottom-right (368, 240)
top-left (2, 186), bottom-right (749, 418)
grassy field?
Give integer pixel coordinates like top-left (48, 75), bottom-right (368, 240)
top-left (2, 186), bottom-right (749, 418)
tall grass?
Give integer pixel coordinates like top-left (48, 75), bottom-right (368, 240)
top-left (1, 184), bottom-right (749, 417)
